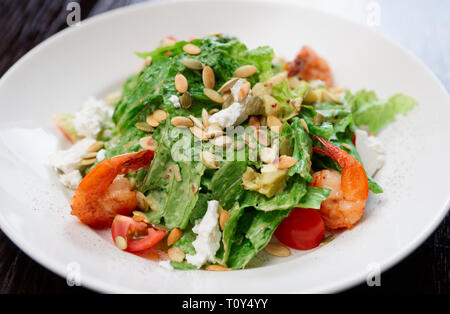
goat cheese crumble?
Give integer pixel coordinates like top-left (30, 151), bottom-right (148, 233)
top-left (209, 102), bottom-right (246, 128)
top-left (209, 79), bottom-right (252, 128)
top-left (50, 97), bottom-right (113, 189)
top-left (186, 200), bottom-right (222, 268)
top-left (169, 95), bottom-right (181, 108)
top-left (49, 138), bottom-right (95, 174)
top-left (96, 149), bottom-right (106, 162)
top-left (48, 138), bottom-right (96, 189)
top-left (72, 97), bottom-right (112, 139)
top-left (58, 170), bottom-right (83, 190)
top-left (355, 129), bottom-right (385, 177)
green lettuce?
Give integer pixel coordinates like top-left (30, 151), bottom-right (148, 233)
top-left (300, 105), bottom-right (335, 140)
top-left (280, 118), bottom-right (313, 181)
top-left (242, 177), bottom-right (307, 212)
top-left (348, 90), bottom-right (417, 134)
top-left (211, 162), bottom-right (247, 210)
top-left (215, 202), bottom-right (246, 265)
top-left (272, 80), bottom-right (311, 120)
top-left (227, 208), bottom-right (290, 269)
top-left (241, 46), bottom-right (275, 82)
top-left (296, 187), bottom-right (331, 209)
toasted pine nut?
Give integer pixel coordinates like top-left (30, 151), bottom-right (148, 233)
top-left (205, 265), bottom-right (231, 271)
top-left (171, 116), bottom-right (194, 128)
top-left (219, 210), bottom-right (230, 230)
top-left (265, 243), bottom-right (291, 257)
top-left (202, 66), bottom-right (215, 89)
top-left (175, 73), bottom-right (188, 93)
top-left (168, 247), bottom-right (185, 262)
top-left (167, 228), bottom-right (183, 247)
top-left (183, 44), bottom-right (201, 55)
top-left (234, 65), bottom-right (257, 78)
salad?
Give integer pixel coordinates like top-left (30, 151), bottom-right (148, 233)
top-left (49, 35), bottom-right (416, 271)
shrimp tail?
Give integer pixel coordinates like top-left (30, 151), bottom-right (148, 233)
top-left (117, 150), bottom-right (155, 175)
top-left (313, 135), bottom-right (369, 221)
top-left (312, 147), bottom-right (332, 159)
top-left (313, 135), bottom-right (352, 168)
top-left (76, 150), bottom-right (154, 197)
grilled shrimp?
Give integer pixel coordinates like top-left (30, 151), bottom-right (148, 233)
top-left (287, 46), bottom-right (333, 87)
top-left (311, 136), bottom-right (368, 229)
top-left (70, 150), bottom-right (154, 229)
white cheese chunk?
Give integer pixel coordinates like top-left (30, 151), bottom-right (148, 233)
top-left (209, 79), bottom-right (250, 128)
top-left (186, 200), bottom-right (222, 268)
top-left (209, 102), bottom-right (248, 128)
top-left (49, 138), bottom-right (96, 189)
top-left (355, 129), bottom-right (385, 177)
top-left (72, 97), bottom-right (112, 139)
top-left (49, 138), bottom-right (96, 174)
top-left (58, 170), bottom-right (83, 190)
top-left (51, 96), bottom-right (113, 189)
top-left (96, 149), bottom-right (106, 162)
top-left (169, 95), bottom-right (181, 108)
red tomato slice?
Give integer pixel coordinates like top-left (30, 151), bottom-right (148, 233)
top-left (275, 208), bottom-right (325, 250)
top-left (111, 215), bottom-right (147, 239)
top-left (126, 228), bottom-right (166, 252)
top-left (111, 215), bottom-right (166, 253)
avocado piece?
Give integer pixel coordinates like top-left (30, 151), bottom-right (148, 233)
top-left (261, 95), bottom-right (281, 116)
top-left (242, 167), bottom-right (260, 191)
top-left (259, 164), bottom-right (287, 197)
top-left (242, 165), bottom-right (287, 198)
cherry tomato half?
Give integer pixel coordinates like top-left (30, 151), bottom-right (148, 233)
top-left (275, 208), bottom-right (325, 250)
top-left (111, 215), bottom-right (166, 253)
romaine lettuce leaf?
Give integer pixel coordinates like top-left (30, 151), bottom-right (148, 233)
top-left (296, 186), bottom-right (331, 209)
top-left (272, 80), bottom-right (311, 120)
top-left (280, 118), bottom-right (312, 181)
top-left (170, 261), bottom-right (198, 270)
top-left (122, 36), bottom-right (275, 126)
top-left (141, 120), bottom-right (205, 228)
top-left (333, 113), bottom-right (353, 134)
top-left (189, 193), bottom-right (211, 225)
top-left (241, 46), bottom-right (274, 82)
top-left (227, 208), bottom-right (290, 269)
top-left (348, 90), bottom-right (417, 134)
top-left (242, 177), bottom-right (307, 212)
top-left (211, 161), bottom-right (247, 210)
top-left (173, 228), bottom-right (197, 256)
top-left (300, 105), bottom-right (335, 140)
top-left (215, 202), bottom-right (246, 265)
top-left (163, 161), bottom-right (204, 229)
top-left (222, 182), bottom-right (328, 269)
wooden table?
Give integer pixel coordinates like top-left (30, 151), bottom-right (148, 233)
top-left (0, 0), bottom-right (448, 294)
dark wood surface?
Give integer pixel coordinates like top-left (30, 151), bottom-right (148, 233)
top-left (0, 0), bottom-right (448, 294)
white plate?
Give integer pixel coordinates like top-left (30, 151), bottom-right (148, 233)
top-left (0, 0), bottom-right (449, 294)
